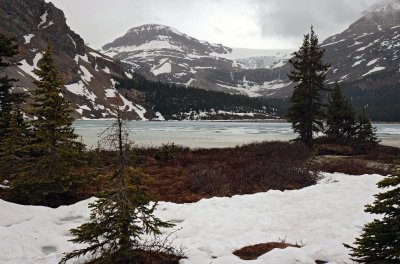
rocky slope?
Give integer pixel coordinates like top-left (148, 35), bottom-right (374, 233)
top-left (0, 0), bottom-right (151, 120)
top-left (102, 24), bottom-right (292, 97)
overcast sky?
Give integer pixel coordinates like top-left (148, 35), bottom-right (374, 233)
top-left (48, 0), bottom-right (382, 50)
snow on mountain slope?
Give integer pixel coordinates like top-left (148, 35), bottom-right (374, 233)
top-left (0, 0), bottom-right (151, 120)
top-left (102, 1), bottom-right (400, 100)
top-left (102, 24), bottom-right (293, 97)
top-left (0, 173), bottom-right (382, 264)
top-left (261, 1), bottom-right (400, 98)
top-left (321, 1), bottom-right (400, 85)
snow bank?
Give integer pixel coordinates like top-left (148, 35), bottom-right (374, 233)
top-left (0, 173), bottom-right (382, 264)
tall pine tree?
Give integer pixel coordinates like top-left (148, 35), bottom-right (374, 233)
top-left (325, 82), bottom-right (357, 140)
top-left (61, 108), bottom-right (175, 263)
top-left (345, 159), bottom-right (400, 262)
top-left (11, 44), bottom-right (84, 206)
top-left (287, 27), bottom-right (330, 146)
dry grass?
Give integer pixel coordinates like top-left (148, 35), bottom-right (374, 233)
top-left (317, 157), bottom-right (391, 176)
top-left (233, 242), bottom-right (302, 260)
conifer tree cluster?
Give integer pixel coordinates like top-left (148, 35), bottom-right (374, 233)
top-left (0, 34), bottom-right (27, 181)
top-left (345, 159), bottom-right (400, 262)
top-left (0, 40), bottom-right (85, 206)
top-left (325, 83), bottom-right (379, 144)
top-left (325, 82), bottom-right (356, 140)
top-left (287, 28), bottom-right (379, 146)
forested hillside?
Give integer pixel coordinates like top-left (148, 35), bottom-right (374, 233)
top-left (116, 73), bottom-right (282, 120)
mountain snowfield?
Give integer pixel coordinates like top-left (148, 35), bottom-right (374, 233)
top-left (0, 173), bottom-right (382, 264)
top-left (101, 24), bottom-right (293, 97)
top-left (101, 2), bottom-right (400, 100)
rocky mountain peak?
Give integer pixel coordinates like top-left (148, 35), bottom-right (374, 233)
top-left (0, 0), bottom-right (153, 121)
top-left (102, 23), bottom-right (231, 57)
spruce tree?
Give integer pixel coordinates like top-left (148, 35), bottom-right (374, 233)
top-left (0, 33), bottom-right (19, 137)
top-left (0, 33), bottom-right (27, 181)
top-left (345, 159), bottom-right (400, 262)
top-left (11, 44), bottom-right (84, 206)
top-left (325, 82), bottom-right (356, 140)
top-left (0, 105), bottom-right (28, 181)
top-left (286, 26), bottom-right (330, 146)
top-left (61, 108), bottom-right (175, 264)
top-left (356, 109), bottom-right (379, 144)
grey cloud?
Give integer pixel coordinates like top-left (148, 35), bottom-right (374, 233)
top-left (252, 0), bottom-right (380, 41)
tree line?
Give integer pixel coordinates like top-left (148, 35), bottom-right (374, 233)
top-left (116, 74), bottom-right (277, 119)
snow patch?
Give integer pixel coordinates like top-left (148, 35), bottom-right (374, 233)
top-left (38, 10), bottom-right (48, 29)
top-left (117, 93), bottom-right (148, 120)
top-left (104, 88), bottom-right (117, 98)
top-left (0, 173), bottom-right (383, 264)
top-left (23, 34), bottom-right (35, 44)
top-left (153, 112), bottom-right (165, 121)
top-left (42, 21), bottom-right (54, 29)
top-left (68, 35), bottom-right (76, 49)
top-left (79, 66), bottom-right (93, 83)
top-left (152, 59), bottom-right (172, 76)
top-left (366, 59), bottom-right (379, 66)
top-left (352, 59), bottom-right (364, 67)
top-left (65, 81), bottom-right (97, 102)
top-left (362, 66), bottom-right (386, 77)
top-left (18, 53), bottom-right (43, 80)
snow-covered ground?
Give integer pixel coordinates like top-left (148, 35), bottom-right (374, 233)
top-left (0, 173), bottom-right (382, 264)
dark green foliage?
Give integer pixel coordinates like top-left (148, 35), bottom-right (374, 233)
top-left (286, 27), bottom-right (330, 146)
top-left (61, 110), bottom-right (176, 264)
top-left (0, 107), bottom-right (28, 181)
top-left (154, 143), bottom-right (184, 162)
top-left (0, 33), bottom-right (18, 68)
top-left (325, 82), bottom-right (357, 140)
top-left (11, 44), bottom-right (84, 206)
top-left (345, 159), bottom-right (400, 263)
top-left (0, 33), bottom-right (27, 181)
top-left (356, 109), bottom-right (379, 144)
top-left (116, 74), bottom-right (277, 120)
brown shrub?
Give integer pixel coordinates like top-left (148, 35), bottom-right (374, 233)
top-left (318, 158), bottom-right (391, 176)
top-left (233, 242), bottom-right (302, 260)
top-left (183, 141), bottom-right (320, 197)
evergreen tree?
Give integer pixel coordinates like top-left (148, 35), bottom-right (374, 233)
top-left (325, 82), bottom-right (356, 140)
top-left (61, 108), bottom-right (175, 264)
top-left (345, 159), bottom-right (400, 263)
top-left (11, 44), bottom-right (84, 206)
top-left (286, 27), bottom-right (330, 146)
top-left (0, 33), bottom-right (19, 137)
top-left (0, 33), bottom-right (27, 181)
top-left (0, 105), bottom-right (28, 181)
top-left (356, 109), bottom-right (379, 144)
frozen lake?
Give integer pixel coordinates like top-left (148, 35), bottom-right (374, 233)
top-left (73, 120), bottom-right (400, 149)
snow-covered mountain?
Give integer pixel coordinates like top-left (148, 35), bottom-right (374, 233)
top-left (103, 2), bottom-right (400, 102)
top-left (255, 1), bottom-right (400, 98)
top-left (0, 0), bottom-right (152, 120)
top-left (323, 2), bottom-right (400, 83)
top-left (102, 24), bottom-right (292, 97)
